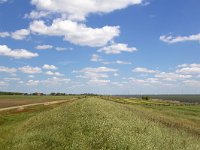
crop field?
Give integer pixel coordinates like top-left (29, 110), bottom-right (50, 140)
top-left (118, 95), bottom-right (200, 103)
top-left (0, 95), bottom-right (79, 108)
top-left (0, 96), bottom-right (200, 150)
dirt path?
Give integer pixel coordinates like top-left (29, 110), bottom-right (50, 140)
top-left (0, 100), bottom-right (69, 112)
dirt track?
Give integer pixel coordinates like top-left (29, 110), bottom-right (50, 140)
top-left (0, 100), bottom-right (68, 112)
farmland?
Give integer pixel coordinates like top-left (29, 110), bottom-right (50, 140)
top-left (0, 95), bottom-right (79, 108)
top-left (117, 95), bottom-right (200, 103)
top-left (0, 95), bottom-right (200, 150)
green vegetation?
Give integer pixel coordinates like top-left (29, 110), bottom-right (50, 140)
top-left (141, 96), bottom-right (150, 100)
top-left (119, 95), bottom-right (200, 103)
top-left (0, 96), bottom-right (200, 149)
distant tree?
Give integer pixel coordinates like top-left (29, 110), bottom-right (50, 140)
top-left (50, 92), bottom-right (56, 96)
top-left (142, 96), bottom-right (150, 100)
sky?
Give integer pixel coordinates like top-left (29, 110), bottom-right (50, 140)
top-left (0, 0), bottom-right (200, 94)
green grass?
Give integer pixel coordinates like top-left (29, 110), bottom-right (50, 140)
top-left (1, 97), bottom-right (199, 150)
top-left (0, 97), bottom-right (76, 147)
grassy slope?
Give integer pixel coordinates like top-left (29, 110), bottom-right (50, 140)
top-left (0, 98), bottom-right (76, 147)
top-left (2, 97), bottom-right (200, 150)
top-left (104, 97), bottom-right (200, 135)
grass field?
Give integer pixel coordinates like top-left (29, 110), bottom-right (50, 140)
top-left (0, 96), bottom-right (200, 149)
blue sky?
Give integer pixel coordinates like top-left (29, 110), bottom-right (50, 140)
top-left (0, 0), bottom-right (200, 94)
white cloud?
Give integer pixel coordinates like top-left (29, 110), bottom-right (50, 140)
top-left (45, 71), bottom-right (64, 76)
top-left (75, 66), bottom-right (117, 85)
top-left (55, 47), bottom-right (67, 51)
top-left (31, 0), bottom-right (143, 21)
top-left (129, 77), bottom-right (161, 85)
top-left (133, 67), bottom-right (158, 73)
top-left (4, 77), bottom-right (20, 81)
top-left (19, 66), bottom-right (42, 74)
top-left (115, 60), bottom-right (131, 65)
top-left (35, 44), bottom-right (53, 50)
top-left (0, 32), bottom-right (10, 38)
top-left (30, 19), bottom-right (120, 47)
top-left (25, 11), bottom-right (50, 19)
top-left (11, 29), bottom-right (30, 40)
top-left (0, 0), bottom-right (7, 4)
top-left (26, 80), bottom-right (40, 86)
top-left (90, 54), bottom-right (102, 62)
top-left (98, 43), bottom-right (137, 54)
top-left (28, 75), bottom-right (35, 78)
top-left (103, 60), bottom-right (131, 65)
top-left (0, 81), bottom-right (7, 86)
top-left (183, 80), bottom-right (200, 87)
top-left (177, 64), bottom-right (200, 68)
top-left (42, 64), bottom-right (57, 70)
top-left (176, 64), bottom-right (200, 74)
top-left (0, 66), bottom-right (17, 73)
top-left (0, 45), bottom-right (38, 59)
top-left (160, 33), bottom-right (200, 44)
top-left (87, 79), bottom-right (110, 85)
top-left (42, 77), bottom-right (70, 85)
top-left (155, 72), bottom-right (192, 81)
top-left (113, 73), bottom-right (119, 77)
top-left (77, 67), bottom-right (118, 73)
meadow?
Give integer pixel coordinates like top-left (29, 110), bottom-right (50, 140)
top-left (0, 95), bottom-right (199, 150)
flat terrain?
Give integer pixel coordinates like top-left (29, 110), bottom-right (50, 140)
top-left (0, 96), bottom-right (200, 150)
top-left (119, 95), bottom-right (200, 103)
top-left (0, 95), bottom-right (77, 108)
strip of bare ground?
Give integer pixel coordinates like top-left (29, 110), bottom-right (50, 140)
top-left (0, 100), bottom-right (73, 112)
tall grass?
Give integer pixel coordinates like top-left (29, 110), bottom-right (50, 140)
top-left (2, 97), bottom-right (199, 150)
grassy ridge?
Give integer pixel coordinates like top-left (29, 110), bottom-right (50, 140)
top-left (2, 97), bottom-right (200, 150)
top-left (103, 97), bottom-right (200, 135)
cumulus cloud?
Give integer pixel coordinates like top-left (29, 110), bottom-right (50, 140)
top-left (98, 43), bottom-right (137, 54)
top-left (0, 66), bottom-right (17, 73)
top-left (87, 79), bottom-right (110, 85)
top-left (176, 64), bottom-right (200, 74)
top-left (90, 54), bottom-right (102, 62)
top-left (30, 19), bottom-right (120, 47)
top-left (75, 66), bottom-right (117, 85)
top-left (103, 60), bottom-right (131, 65)
top-left (0, 0), bottom-right (7, 4)
top-left (55, 47), bottom-right (68, 51)
top-left (42, 77), bottom-right (70, 85)
top-left (0, 45), bottom-right (38, 59)
top-left (45, 71), bottom-right (64, 76)
top-left (25, 11), bottom-right (50, 19)
top-left (30, 0), bottom-right (143, 21)
top-left (77, 67), bottom-right (118, 73)
top-left (19, 66), bottom-right (42, 74)
top-left (35, 44), bottom-right (53, 50)
top-left (160, 33), bottom-right (200, 44)
top-left (183, 80), bottom-right (200, 87)
top-left (26, 80), bottom-right (40, 86)
top-left (42, 64), bottom-right (57, 70)
top-left (155, 72), bottom-right (192, 81)
top-left (11, 29), bottom-right (30, 40)
top-left (133, 67), bottom-right (158, 73)
top-left (0, 32), bottom-right (10, 38)
top-left (129, 77), bottom-right (161, 85)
